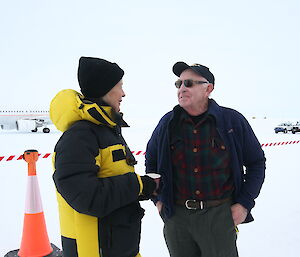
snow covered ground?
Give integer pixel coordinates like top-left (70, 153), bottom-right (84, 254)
top-left (0, 118), bottom-right (299, 257)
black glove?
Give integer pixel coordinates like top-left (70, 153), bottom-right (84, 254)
top-left (138, 175), bottom-right (157, 201)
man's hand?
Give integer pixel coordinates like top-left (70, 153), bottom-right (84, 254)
top-left (231, 203), bottom-right (248, 226)
top-left (156, 201), bottom-right (163, 213)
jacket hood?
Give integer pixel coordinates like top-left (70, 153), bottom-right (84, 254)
top-left (50, 89), bottom-right (119, 132)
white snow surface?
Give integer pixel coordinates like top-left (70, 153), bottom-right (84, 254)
top-left (0, 118), bottom-right (299, 257)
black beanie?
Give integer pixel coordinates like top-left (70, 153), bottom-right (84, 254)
top-left (77, 56), bottom-right (124, 98)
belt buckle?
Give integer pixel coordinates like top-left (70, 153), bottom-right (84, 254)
top-left (185, 200), bottom-right (197, 210)
top-left (185, 200), bottom-right (204, 210)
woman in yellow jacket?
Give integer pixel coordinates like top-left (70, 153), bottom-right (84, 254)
top-left (50, 57), bottom-right (157, 257)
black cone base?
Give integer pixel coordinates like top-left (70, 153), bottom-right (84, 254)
top-left (4, 243), bottom-right (63, 257)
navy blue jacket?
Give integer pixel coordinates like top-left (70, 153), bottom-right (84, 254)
top-left (145, 99), bottom-right (266, 223)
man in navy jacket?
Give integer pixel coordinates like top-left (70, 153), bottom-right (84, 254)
top-left (145, 62), bottom-right (266, 257)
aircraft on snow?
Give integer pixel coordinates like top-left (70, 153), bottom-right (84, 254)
top-left (0, 109), bottom-right (52, 133)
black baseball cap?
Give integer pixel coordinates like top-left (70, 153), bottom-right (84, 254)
top-left (173, 62), bottom-right (215, 84)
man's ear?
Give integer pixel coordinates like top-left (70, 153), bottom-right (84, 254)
top-left (207, 83), bottom-right (214, 93)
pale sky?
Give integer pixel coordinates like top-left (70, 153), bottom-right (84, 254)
top-left (0, 0), bottom-right (299, 127)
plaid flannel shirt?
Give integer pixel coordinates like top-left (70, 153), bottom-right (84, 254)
top-left (170, 109), bottom-right (234, 201)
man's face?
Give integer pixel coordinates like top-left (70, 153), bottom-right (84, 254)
top-left (177, 69), bottom-right (212, 112)
top-left (102, 80), bottom-right (125, 112)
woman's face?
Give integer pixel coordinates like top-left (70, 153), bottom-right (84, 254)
top-left (102, 80), bottom-right (125, 112)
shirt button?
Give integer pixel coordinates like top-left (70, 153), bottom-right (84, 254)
top-left (193, 147), bottom-right (197, 153)
top-left (221, 145), bottom-right (226, 150)
top-left (195, 190), bottom-right (201, 195)
top-left (194, 168), bottom-right (199, 173)
top-left (193, 129), bottom-right (198, 134)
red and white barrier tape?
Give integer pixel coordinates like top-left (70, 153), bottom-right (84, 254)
top-left (261, 140), bottom-right (300, 147)
top-left (0, 151), bottom-right (145, 162)
top-left (0, 141), bottom-right (299, 162)
top-left (0, 153), bottom-right (52, 162)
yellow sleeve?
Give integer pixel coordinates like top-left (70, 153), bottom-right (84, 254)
top-left (135, 174), bottom-right (143, 195)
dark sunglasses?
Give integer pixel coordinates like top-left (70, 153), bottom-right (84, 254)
top-left (175, 79), bottom-right (209, 89)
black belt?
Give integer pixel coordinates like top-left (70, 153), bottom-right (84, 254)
top-left (176, 198), bottom-right (231, 210)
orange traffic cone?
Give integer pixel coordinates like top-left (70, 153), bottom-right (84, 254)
top-left (18, 149), bottom-right (53, 257)
top-left (5, 149), bottom-right (62, 257)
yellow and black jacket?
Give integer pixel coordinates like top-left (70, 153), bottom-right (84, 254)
top-left (50, 89), bottom-right (144, 257)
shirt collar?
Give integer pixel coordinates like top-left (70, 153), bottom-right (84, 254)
top-left (173, 105), bottom-right (212, 126)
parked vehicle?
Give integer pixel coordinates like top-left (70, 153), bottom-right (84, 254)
top-left (274, 122), bottom-right (293, 133)
top-left (274, 126), bottom-right (286, 133)
top-left (291, 121), bottom-right (300, 134)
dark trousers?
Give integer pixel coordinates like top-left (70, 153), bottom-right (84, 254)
top-left (163, 201), bottom-right (238, 257)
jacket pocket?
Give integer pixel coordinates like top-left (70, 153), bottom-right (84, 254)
top-left (99, 202), bottom-right (145, 257)
top-left (112, 149), bottom-right (126, 162)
